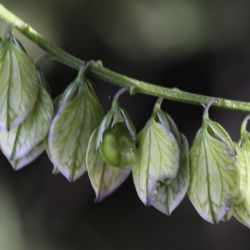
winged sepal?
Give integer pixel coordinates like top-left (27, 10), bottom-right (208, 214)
top-left (48, 72), bottom-right (104, 181)
top-left (9, 141), bottom-right (44, 170)
top-left (45, 82), bottom-right (85, 175)
top-left (96, 91), bottom-right (137, 169)
top-left (234, 116), bottom-right (250, 228)
top-left (0, 85), bottom-right (53, 161)
top-left (0, 29), bottom-right (39, 130)
top-left (86, 129), bottom-right (130, 201)
top-left (188, 106), bottom-right (239, 224)
top-left (132, 99), bottom-right (180, 206)
top-left (45, 135), bottom-right (59, 174)
top-left (153, 134), bottom-right (189, 215)
top-left (44, 95), bottom-right (63, 175)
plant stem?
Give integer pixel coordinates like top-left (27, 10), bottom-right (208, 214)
top-left (0, 4), bottom-right (250, 113)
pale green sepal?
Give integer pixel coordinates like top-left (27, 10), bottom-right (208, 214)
top-left (10, 141), bottom-right (44, 170)
top-left (132, 111), bottom-right (180, 205)
top-left (188, 116), bottom-right (239, 224)
top-left (44, 94), bottom-right (63, 175)
top-left (120, 108), bottom-right (136, 142)
top-left (157, 109), bottom-right (182, 144)
top-left (96, 111), bottom-right (113, 149)
top-left (0, 36), bottom-right (39, 130)
top-left (44, 135), bottom-right (59, 175)
top-left (233, 117), bottom-right (250, 228)
top-left (48, 84), bottom-right (103, 181)
top-left (153, 134), bottom-right (189, 215)
top-left (0, 85), bottom-right (53, 160)
top-left (206, 119), bottom-right (235, 150)
top-left (86, 129), bottom-right (130, 201)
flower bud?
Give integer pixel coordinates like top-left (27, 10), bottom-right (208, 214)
top-left (99, 123), bottom-right (136, 167)
top-left (94, 91), bottom-right (136, 169)
top-left (133, 98), bottom-right (182, 206)
top-left (0, 68), bottom-right (53, 170)
top-left (188, 102), bottom-right (239, 224)
top-left (48, 69), bottom-right (103, 181)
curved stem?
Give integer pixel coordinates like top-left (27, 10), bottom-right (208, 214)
top-left (153, 97), bottom-right (163, 113)
top-left (113, 87), bottom-right (128, 102)
top-left (241, 115), bottom-right (250, 134)
top-left (0, 4), bottom-right (250, 113)
top-left (203, 99), bottom-right (219, 119)
top-left (112, 87), bottom-right (128, 110)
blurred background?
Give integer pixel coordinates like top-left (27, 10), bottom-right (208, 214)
top-left (0, 0), bottom-right (250, 249)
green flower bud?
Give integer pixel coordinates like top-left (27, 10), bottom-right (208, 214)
top-left (94, 89), bottom-right (137, 169)
top-left (99, 123), bottom-right (136, 167)
top-left (86, 128), bottom-right (130, 202)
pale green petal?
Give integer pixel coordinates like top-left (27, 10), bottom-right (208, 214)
top-left (0, 85), bottom-right (53, 160)
top-left (188, 119), bottom-right (239, 224)
top-left (133, 115), bottom-right (180, 205)
top-left (48, 85), bottom-right (103, 181)
top-left (10, 141), bottom-right (44, 170)
top-left (0, 40), bottom-right (39, 130)
top-left (153, 134), bottom-right (189, 215)
top-left (86, 129), bottom-right (130, 201)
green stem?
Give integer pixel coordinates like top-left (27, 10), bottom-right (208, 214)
top-left (0, 4), bottom-right (250, 113)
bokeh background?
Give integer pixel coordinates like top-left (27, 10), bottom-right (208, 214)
top-left (0, 0), bottom-right (250, 249)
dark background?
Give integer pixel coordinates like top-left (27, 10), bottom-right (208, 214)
top-left (0, 0), bottom-right (249, 249)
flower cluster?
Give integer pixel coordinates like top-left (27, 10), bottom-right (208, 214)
top-left (0, 28), bottom-right (249, 228)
